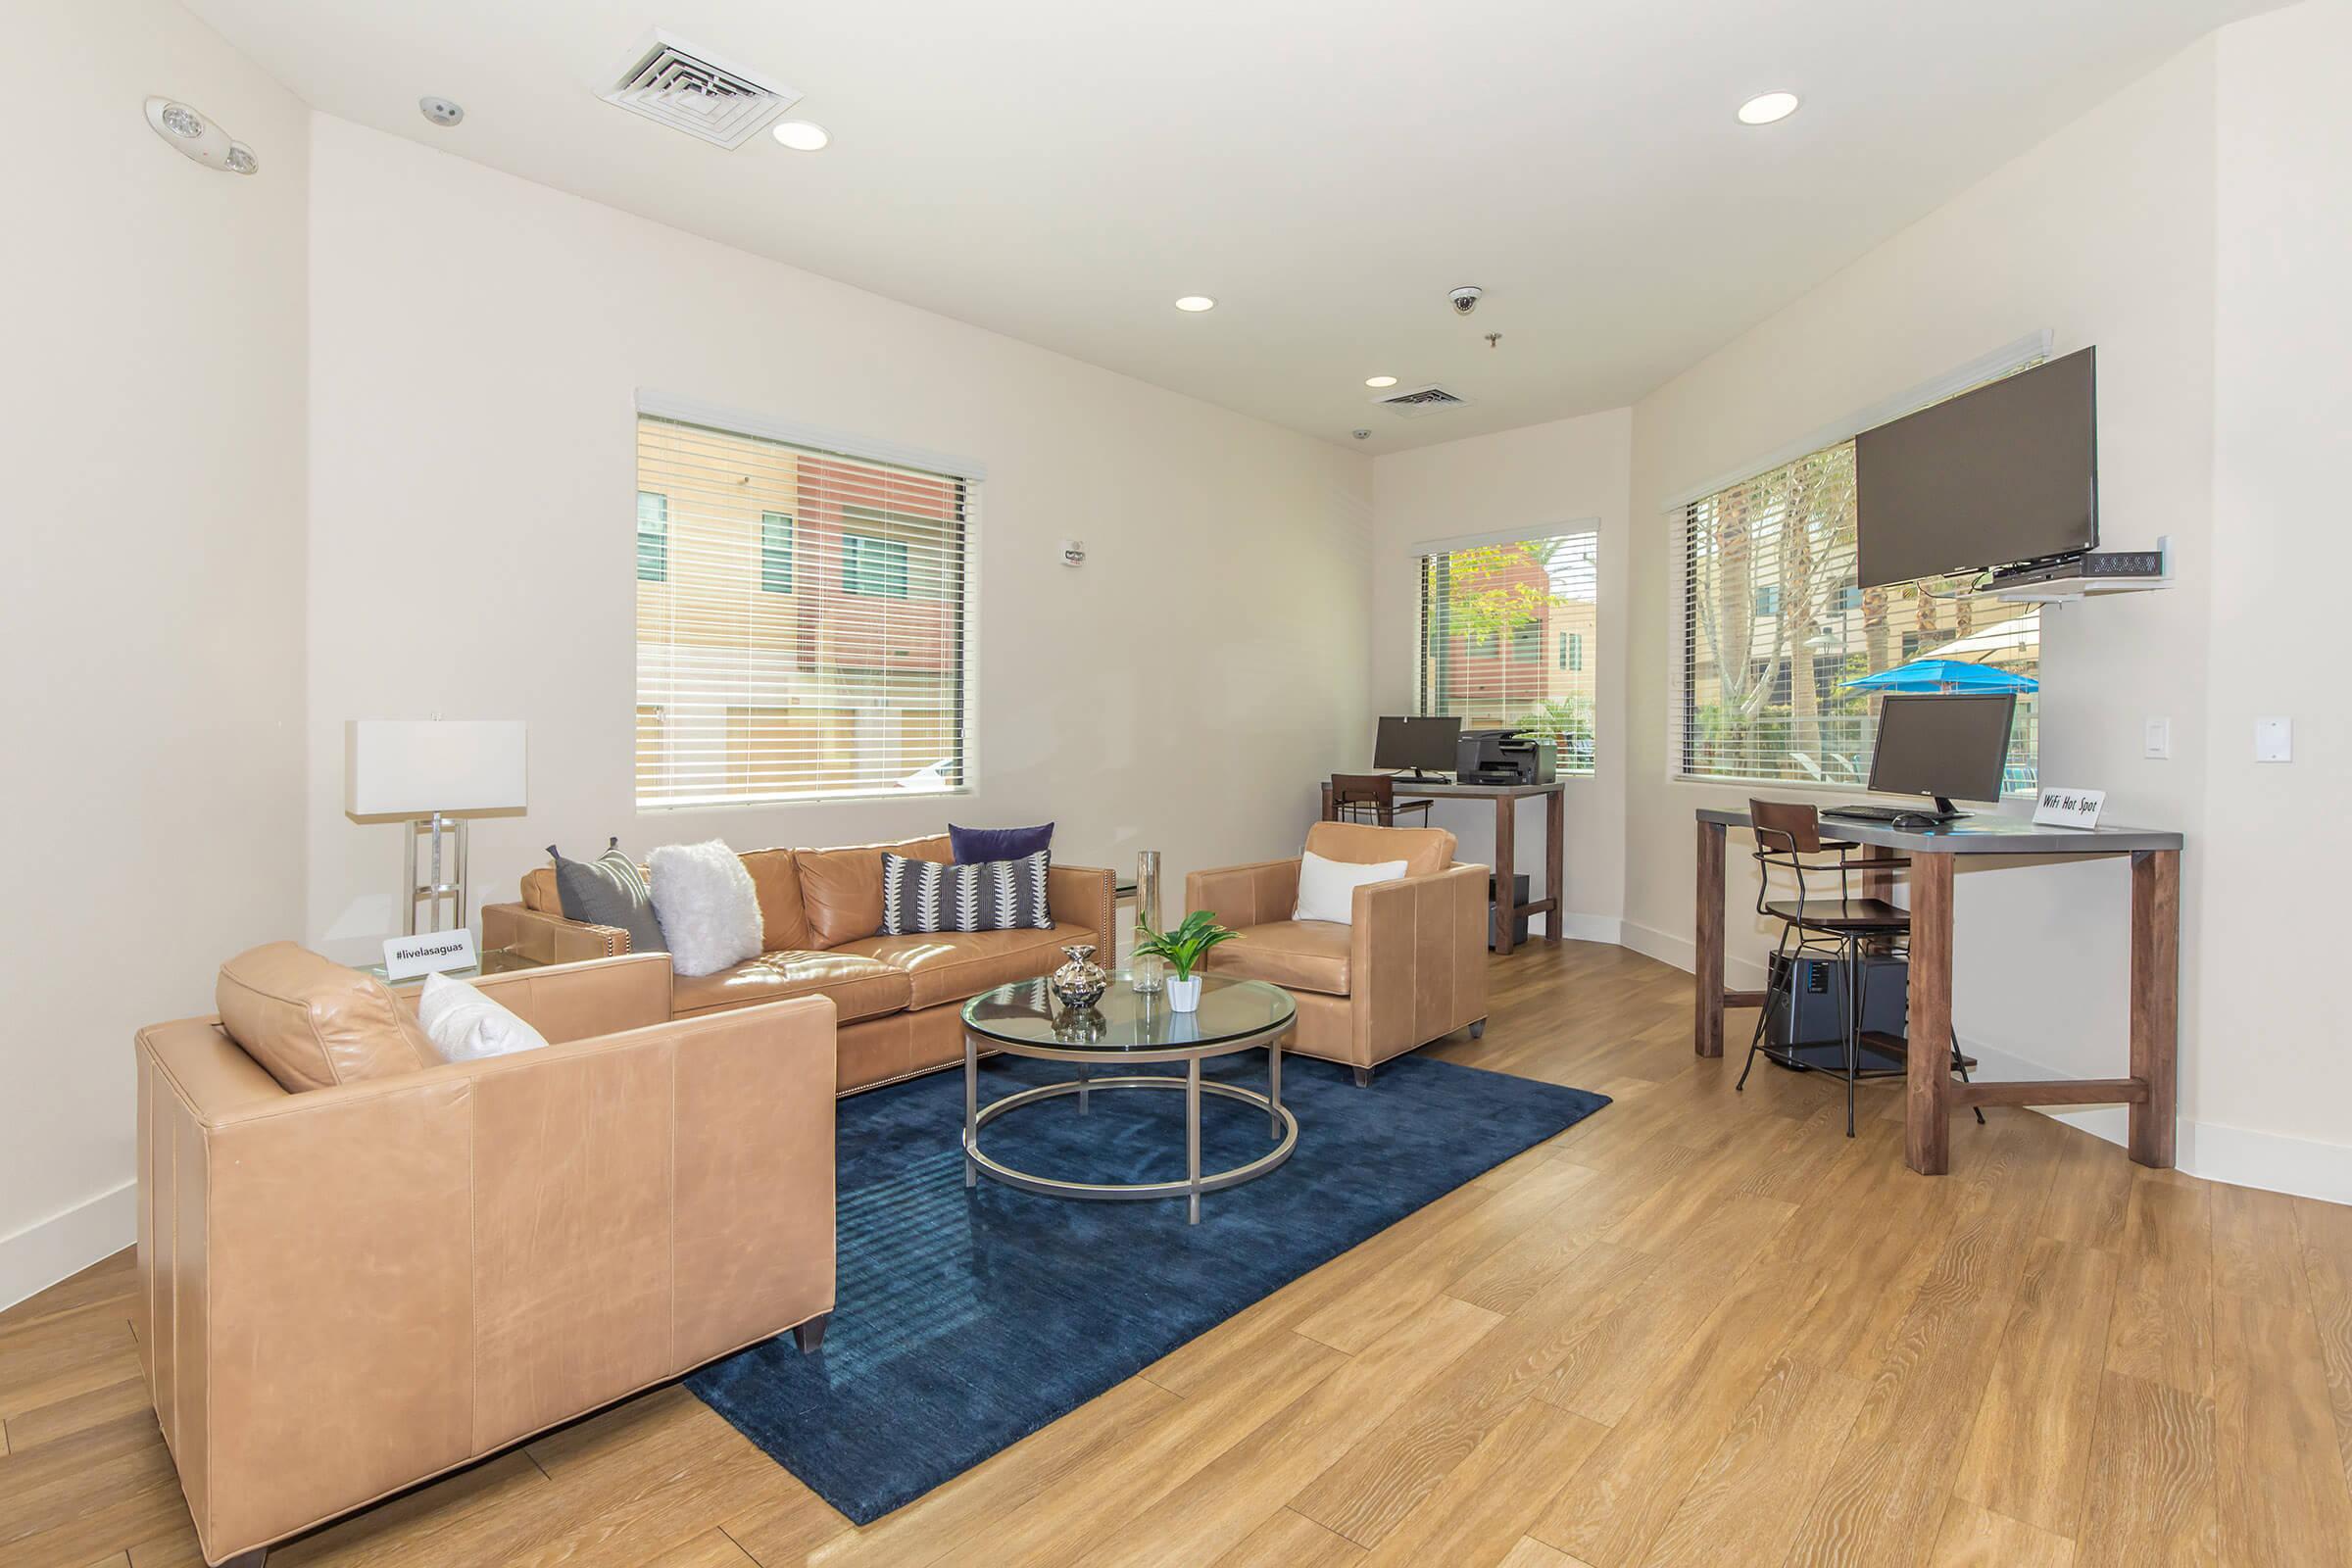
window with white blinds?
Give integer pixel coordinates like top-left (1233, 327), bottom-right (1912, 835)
top-left (634, 415), bottom-right (972, 807)
top-left (1675, 439), bottom-right (2040, 791)
top-left (1417, 530), bottom-right (1597, 775)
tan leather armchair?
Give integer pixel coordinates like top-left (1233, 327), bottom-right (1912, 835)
top-left (1188, 821), bottom-right (1490, 1085)
top-left (135, 952), bottom-right (836, 1566)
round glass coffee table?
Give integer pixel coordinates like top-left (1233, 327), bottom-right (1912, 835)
top-left (959, 974), bottom-right (1298, 1224)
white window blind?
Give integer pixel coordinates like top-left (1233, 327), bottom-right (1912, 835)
top-left (1675, 439), bottom-right (2039, 791)
top-left (1417, 530), bottom-right (1597, 775)
top-left (635, 415), bottom-right (972, 807)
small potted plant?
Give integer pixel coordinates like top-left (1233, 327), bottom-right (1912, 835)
top-left (1134, 909), bottom-right (1240, 1012)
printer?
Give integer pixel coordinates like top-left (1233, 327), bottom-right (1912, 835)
top-left (1454, 728), bottom-right (1557, 786)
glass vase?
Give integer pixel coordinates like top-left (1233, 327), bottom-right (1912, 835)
top-left (1129, 849), bottom-right (1165, 994)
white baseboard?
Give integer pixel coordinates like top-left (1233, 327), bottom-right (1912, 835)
top-left (1960, 1041), bottom-right (2352, 1204)
top-left (1546, 911), bottom-right (1625, 945)
top-left (1, 1182), bottom-right (136, 1314)
top-left (1617, 922), bottom-right (2352, 1204)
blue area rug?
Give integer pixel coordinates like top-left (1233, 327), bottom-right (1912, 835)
top-left (686, 1050), bottom-right (1607, 1524)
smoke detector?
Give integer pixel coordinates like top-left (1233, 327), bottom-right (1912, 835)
top-left (597, 29), bottom-right (802, 148)
top-left (1371, 383), bottom-right (1472, 418)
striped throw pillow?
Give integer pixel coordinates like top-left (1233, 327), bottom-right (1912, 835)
top-left (881, 849), bottom-right (1054, 936)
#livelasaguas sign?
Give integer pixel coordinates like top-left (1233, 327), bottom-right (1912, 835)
top-left (383, 928), bottom-right (478, 980)
top-left (2032, 786), bottom-right (2106, 831)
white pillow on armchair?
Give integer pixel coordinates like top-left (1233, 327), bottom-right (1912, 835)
top-left (1293, 849), bottom-right (1408, 925)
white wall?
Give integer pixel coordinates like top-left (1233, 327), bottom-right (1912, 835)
top-left (1370, 411), bottom-right (1634, 934)
top-left (303, 116), bottom-right (1374, 963)
top-left (0, 0), bottom-right (312, 1304)
top-left (2200, 1), bottom-right (2352, 1171)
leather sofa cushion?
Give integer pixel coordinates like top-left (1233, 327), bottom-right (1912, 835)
top-left (670, 950), bottom-right (912, 1023)
top-left (798, 835), bottom-right (953, 949)
top-left (1305, 820), bottom-right (1455, 879)
top-left (834, 922), bottom-right (1085, 1010)
top-left (216, 942), bottom-right (434, 1092)
top-left (739, 849), bottom-right (813, 953)
top-left (521, 866), bottom-right (559, 912)
top-left (1202, 920), bottom-right (1352, 997)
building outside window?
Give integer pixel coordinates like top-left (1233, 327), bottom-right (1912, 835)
top-left (634, 414), bottom-right (972, 806)
top-left (1417, 529), bottom-right (1598, 775)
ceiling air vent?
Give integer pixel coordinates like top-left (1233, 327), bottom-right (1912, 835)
top-left (597, 30), bottom-right (801, 149)
top-left (1373, 383), bottom-right (1472, 418)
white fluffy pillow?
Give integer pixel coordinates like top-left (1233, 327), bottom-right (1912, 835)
top-left (416, 972), bottom-right (550, 1062)
top-left (649, 839), bottom-right (763, 977)
top-left (1294, 849), bottom-right (1409, 926)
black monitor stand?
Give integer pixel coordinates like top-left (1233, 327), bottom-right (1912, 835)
top-left (1393, 769), bottom-right (1451, 785)
top-left (1931, 796), bottom-right (1962, 819)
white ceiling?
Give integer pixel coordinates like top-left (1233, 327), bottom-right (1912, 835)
top-left (187, 0), bottom-right (2269, 450)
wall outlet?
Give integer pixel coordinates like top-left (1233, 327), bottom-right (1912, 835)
top-left (2143, 717), bottom-right (2171, 760)
top-left (2255, 716), bottom-right (2292, 762)
top-left (1060, 537), bottom-right (1086, 567)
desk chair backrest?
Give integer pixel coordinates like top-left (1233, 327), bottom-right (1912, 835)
top-left (1748, 798), bottom-right (1840, 923)
top-left (1332, 773), bottom-right (1408, 826)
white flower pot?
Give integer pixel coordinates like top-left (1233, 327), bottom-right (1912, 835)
top-left (1166, 975), bottom-right (1203, 1012)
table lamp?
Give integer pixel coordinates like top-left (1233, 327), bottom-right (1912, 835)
top-left (345, 719), bottom-right (528, 935)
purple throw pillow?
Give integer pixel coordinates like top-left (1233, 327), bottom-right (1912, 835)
top-left (950, 821), bottom-right (1054, 864)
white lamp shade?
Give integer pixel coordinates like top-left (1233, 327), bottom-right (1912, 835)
top-left (345, 720), bottom-right (528, 816)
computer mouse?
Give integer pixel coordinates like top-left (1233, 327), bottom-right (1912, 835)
top-left (1891, 811), bottom-right (1936, 830)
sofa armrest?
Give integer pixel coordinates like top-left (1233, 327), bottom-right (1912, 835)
top-left (441, 951), bottom-right (672, 1041)
top-left (1186, 858), bottom-right (1303, 931)
top-left (1048, 862), bottom-right (1117, 951)
top-left (137, 995), bottom-right (836, 1562)
top-left (482, 900), bottom-right (631, 964)
top-left (1349, 862), bottom-right (1491, 1062)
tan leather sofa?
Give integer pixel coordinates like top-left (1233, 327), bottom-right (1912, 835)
top-left (1189, 821), bottom-right (1490, 1084)
top-left (483, 835), bottom-right (1116, 1095)
top-left (136, 946), bottom-right (834, 1566)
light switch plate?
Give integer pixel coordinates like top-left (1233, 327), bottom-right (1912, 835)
top-left (2143, 718), bottom-right (2171, 760)
top-left (2255, 716), bottom-right (2292, 762)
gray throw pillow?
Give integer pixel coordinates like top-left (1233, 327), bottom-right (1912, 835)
top-left (881, 849), bottom-right (1054, 936)
top-left (549, 839), bottom-right (668, 955)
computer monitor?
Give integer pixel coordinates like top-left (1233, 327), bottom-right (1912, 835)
top-left (1866, 693), bottom-right (2018, 817)
top-left (1374, 715), bottom-right (1460, 781)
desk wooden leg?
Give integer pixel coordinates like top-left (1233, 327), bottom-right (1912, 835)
top-left (1859, 844), bottom-right (1897, 903)
top-left (1694, 820), bottom-right (1725, 1056)
top-left (1544, 785), bottom-right (1565, 943)
top-left (1494, 796), bottom-right (1518, 956)
top-left (2130, 849), bottom-right (2180, 1168)
top-left (1905, 851), bottom-right (1955, 1174)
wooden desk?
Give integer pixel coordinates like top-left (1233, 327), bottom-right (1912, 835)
top-left (1692, 808), bottom-right (2184, 1176)
top-left (1320, 778), bottom-right (1565, 956)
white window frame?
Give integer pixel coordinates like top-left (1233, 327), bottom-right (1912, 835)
top-left (1409, 520), bottom-right (1601, 778)
top-left (1660, 333), bottom-right (2055, 794)
top-left (633, 392), bottom-right (984, 809)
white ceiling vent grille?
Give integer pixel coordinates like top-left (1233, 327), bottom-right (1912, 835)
top-left (598, 30), bottom-right (801, 149)
top-left (1373, 383), bottom-right (1473, 418)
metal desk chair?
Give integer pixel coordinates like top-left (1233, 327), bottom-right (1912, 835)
top-left (1331, 773), bottom-right (1434, 827)
top-left (1740, 799), bottom-right (1982, 1137)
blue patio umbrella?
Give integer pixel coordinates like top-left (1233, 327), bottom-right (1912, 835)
top-left (1840, 659), bottom-right (2038, 695)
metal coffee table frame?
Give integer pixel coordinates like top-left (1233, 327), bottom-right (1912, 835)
top-left (961, 1017), bottom-right (1298, 1225)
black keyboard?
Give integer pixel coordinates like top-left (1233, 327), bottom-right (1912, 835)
top-left (1822, 805), bottom-right (1955, 824)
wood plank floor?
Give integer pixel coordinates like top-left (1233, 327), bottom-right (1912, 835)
top-left (7, 940), bottom-right (2351, 1567)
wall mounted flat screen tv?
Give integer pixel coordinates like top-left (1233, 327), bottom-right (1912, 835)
top-left (1855, 346), bottom-right (2097, 589)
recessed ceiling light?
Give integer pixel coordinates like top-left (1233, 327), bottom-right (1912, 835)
top-left (1174, 295), bottom-right (1216, 313)
top-left (1365, 375), bottom-right (1398, 388)
top-left (1737, 91), bottom-right (1800, 125)
top-left (771, 120), bottom-right (830, 151)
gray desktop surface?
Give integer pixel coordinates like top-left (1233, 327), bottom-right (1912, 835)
top-left (1695, 806), bottom-right (2182, 856)
top-left (1389, 778), bottom-right (1564, 800)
